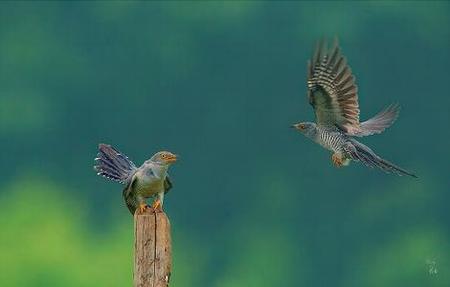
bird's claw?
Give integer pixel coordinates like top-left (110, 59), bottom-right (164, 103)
top-left (151, 199), bottom-right (163, 212)
top-left (138, 203), bottom-right (150, 213)
top-left (332, 153), bottom-right (344, 167)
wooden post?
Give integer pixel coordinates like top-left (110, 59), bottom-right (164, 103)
top-left (134, 210), bottom-right (172, 287)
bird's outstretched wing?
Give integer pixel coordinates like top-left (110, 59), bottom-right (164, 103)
top-left (307, 39), bottom-right (361, 134)
top-left (355, 104), bottom-right (400, 137)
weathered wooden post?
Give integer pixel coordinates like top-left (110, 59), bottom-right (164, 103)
top-left (134, 209), bottom-right (172, 287)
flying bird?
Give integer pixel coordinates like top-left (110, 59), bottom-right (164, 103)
top-left (292, 39), bottom-right (416, 177)
top-left (94, 144), bottom-right (177, 214)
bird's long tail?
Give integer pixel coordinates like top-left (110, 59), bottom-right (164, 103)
top-left (354, 104), bottom-right (400, 137)
top-left (347, 139), bottom-right (417, 178)
top-left (94, 144), bottom-right (137, 184)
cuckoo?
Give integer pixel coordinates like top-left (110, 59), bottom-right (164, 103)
top-left (94, 144), bottom-right (177, 214)
top-left (292, 39), bottom-right (416, 177)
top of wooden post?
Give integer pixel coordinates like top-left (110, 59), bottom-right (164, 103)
top-left (134, 210), bottom-right (172, 287)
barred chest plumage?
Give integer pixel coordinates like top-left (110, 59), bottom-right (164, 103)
top-left (314, 126), bottom-right (348, 153)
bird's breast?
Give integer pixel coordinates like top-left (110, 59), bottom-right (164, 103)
top-left (135, 177), bottom-right (164, 197)
top-left (317, 129), bottom-right (345, 152)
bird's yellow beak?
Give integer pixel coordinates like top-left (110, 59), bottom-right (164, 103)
top-left (166, 154), bottom-right (178, 163)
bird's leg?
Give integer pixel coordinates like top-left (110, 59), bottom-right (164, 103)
top-left (151, 192), bottom-right (164, 212)
top-left (332, 153), bottom-right (344, 167)
top-left (151, 199), bottom-right (162, 212)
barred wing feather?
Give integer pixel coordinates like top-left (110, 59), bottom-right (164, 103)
top-left (307, 39), bottom-right (361, 134)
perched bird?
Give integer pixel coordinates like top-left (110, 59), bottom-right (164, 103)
top-left (94, 144), bottom-right (177, 214)
top-left (292, 39), bottom-right (416, 177)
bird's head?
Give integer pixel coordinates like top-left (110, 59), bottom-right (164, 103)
top-left (291, 122), bottom-right (317, 137)
top-left (150, 151), bottom-right (178, 166)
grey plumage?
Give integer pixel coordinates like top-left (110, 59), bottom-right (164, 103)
top-left (344, 140), bottom-right (416, 177)
top-left (293, 39), bottom-right (416, 178)
top-left (94, 144), bottom-right (176, 214)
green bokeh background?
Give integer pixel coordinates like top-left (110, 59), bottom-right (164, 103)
top-left (0, 2), bottom-right (449, 286)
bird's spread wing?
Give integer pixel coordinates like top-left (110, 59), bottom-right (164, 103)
top-left (307, 39), bottom-right (361, 134)
top-left (355, 104), bottom-right (400, 137)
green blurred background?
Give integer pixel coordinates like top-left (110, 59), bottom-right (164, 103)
top-left (0, 1), bottom-right (449, 286)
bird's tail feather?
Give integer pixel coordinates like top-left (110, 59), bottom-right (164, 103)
top-left (94, 144), bottom-right (137, 184)
top-left (348, 140), bottom-right (417, 178)
top-left (354, 104), bottom-right (400, 137)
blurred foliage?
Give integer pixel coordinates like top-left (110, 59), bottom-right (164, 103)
top-left (0, 176), bottom-right (208, 287)
top-left (0, 177), bottom-right (132, 286)
top-left (0, 2), bottom-right (449, 287)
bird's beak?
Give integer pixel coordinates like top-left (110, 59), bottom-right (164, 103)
top-left (166, 154), bottom-right (178, 163)
top-left (290, 124), bottom-right (297, 129)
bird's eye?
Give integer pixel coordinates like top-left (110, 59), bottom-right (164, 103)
top-left (299, 124), bottom-right (305, 130)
